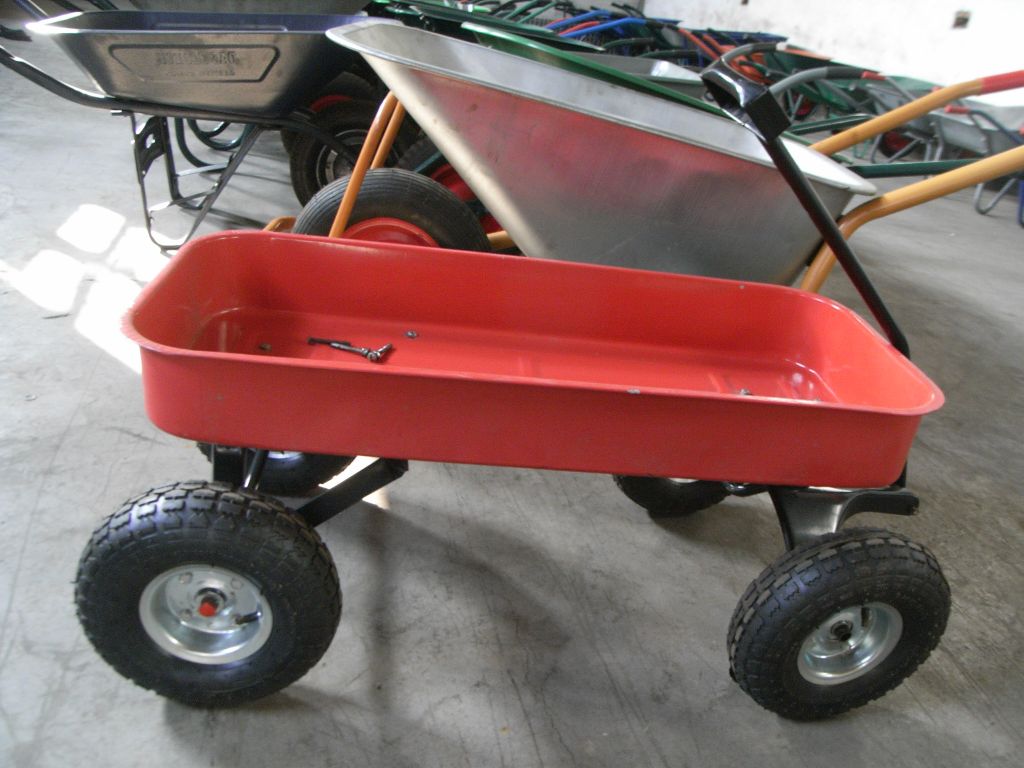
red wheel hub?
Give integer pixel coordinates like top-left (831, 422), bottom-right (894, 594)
top-left (430, 164), bottom-right (503, 235)
top-left (308, 94), bottom-right (351, 113)
top-left (343, 217), bottom-right (439, 247)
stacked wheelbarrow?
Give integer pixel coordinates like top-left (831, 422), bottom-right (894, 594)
top-left (0, 5), bottom-right (410, 247)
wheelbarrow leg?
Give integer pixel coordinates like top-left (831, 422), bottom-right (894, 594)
top-left (130, 112), bottom-right (265, 249)
top-left (327, 91), bottom-right (405, 238)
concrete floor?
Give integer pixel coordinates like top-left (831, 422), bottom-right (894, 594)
top-left (2, 13), bottom-right (1024, 768)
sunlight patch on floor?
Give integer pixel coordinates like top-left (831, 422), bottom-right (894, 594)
top-left (57, 204), bottom-right (126, 255)
top-left (1, 249), bottom-right (86, 314)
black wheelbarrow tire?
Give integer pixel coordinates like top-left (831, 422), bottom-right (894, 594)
top-left (195, 444), bottom-right (353, 496)
top-left (293, 167), bottom-right (491, 252)
top-left (280, 72), bottom-right (379, 154)
top-left (396, 134), bottom-right (446, 175)
top-left (727, 527), bottom-right (950, 720)
top-left (613, 475), bottom-right (730, 517)
top-left (75, 481), bottom-right (341, 707)
top-left (287, 101), bottom-right (419, 206)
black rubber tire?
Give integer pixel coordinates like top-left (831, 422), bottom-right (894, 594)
top-left (293, 168), bottom-right (491, 252)
top-left (396, 134), bottom-right (447, 175)
top-left (287, 101), bottom-right (418, 206)
top-left (195, 444), bottom-right (353, 496)
top-left (613, 475), bottom-right (730, 517)
top-left (75, 481), bottom-right (341, 707)
top-left (727, 527), bottom-right (950, 720)
top-left (281, 72), bottom-right (379, 153)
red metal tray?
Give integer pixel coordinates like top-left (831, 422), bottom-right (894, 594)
top-left (125, 231), bottom-right (942, 488)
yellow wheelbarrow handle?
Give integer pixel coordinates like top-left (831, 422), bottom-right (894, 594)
top-left (801, 144), bottom-right (1024, 293)
top-left (811, 70), bottom-right (1024, 157)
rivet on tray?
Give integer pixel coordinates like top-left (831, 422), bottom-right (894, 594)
top-left (405, 330), bottom-right (419, 339)
top-left (740, 388), bottom-right (753, 396)
top-left (627, 388), bottom-right (641, 395)
top-left (258, 343), bottom-right (272, 352)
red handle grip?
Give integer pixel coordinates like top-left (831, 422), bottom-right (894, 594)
top-left (944, 104), bottom-right (970, 114)
top-left (980, 70), bottom-right (1024, 95)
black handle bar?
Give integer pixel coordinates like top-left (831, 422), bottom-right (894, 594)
top-left (700, 44), bottom-right (910, 359)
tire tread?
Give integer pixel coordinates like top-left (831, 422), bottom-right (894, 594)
top-left (75, 481), bottom-right (340, 707)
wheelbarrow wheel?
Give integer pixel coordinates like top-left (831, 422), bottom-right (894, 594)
top-left (396, 134), bottom-right (446, 176)
top-left (293, 168), bottom-right (491, 251)
top-left (727, 527), bottom-right (950, 720)
top-left (613, 475), bottom-right (729, 517)
top-left (195, 444), bottom-right (353, 496)
top-left (397, 136), bottom-right (502, 235)
top-left (75, 481), bottom-right (341, 707)
top-left (280, 72), bottom-right (379, 154)
top-left (288, 101), bottom-right (418, 206)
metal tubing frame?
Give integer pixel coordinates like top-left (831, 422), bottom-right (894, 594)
top-left (296, 459), bottom-right (409, 527)
top-left (208, 445), bottom-right (407, 527)
top-left (328, 91), bottom-right (403, 238)
top-left (801, 144), bottom-right (1024, 292)
top-left (810, 80), bottom-right (986, 157)
top-left (326, 90), bottom-right (519, 248)
top-left (130, 113), bottom-right (267, 249)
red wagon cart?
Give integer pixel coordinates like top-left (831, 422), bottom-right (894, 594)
top-left (74, 45), bottom-right (951, 721)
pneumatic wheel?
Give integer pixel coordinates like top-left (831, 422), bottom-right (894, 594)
top-left (727, 527), bottom-right (950, 720)
top-left (196, 444), bottom-right (353, 496)
top-left (287, 101), bottom-right (418, 205)
top-left (75, 481), bottom-right (341, 707)
top-left (613, 475), bottom-right (730, 518)
top-left (280, 72), bottom-right (380, 154)
top-left (293, 168), bottom-right (491, 251)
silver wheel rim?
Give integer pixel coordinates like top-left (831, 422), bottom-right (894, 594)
top-left (139, 565), bottom-right (273, 665)
top-left (798, 602), bottom-right (903, 686)
top-left (318, 131), bottom-right (364, 186)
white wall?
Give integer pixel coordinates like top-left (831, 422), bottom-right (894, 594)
top-left (645, 0), bottom-right (1024, 104)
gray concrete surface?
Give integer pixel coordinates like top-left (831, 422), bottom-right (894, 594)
top-left (1, 9), bottom-right (1023, 768)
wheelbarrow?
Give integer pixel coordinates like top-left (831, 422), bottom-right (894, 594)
top-left (929, 103), bottom-right (1024, 227)
top-left (307, 23), bottom-right (1024, 284)
top-left (308, 21), bottom-right (876, 285)
top-left (74, 44), bottom-right (952, 722)
top-left (0, 8), bottom-right (399, 248)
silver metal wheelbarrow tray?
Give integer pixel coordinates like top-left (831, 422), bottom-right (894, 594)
top-left (931, 101), bottom-right (1024, 156)
top-left (27, 10), bottom-right (368, 117)
top-left (328, 20), bottom-right (876, 284)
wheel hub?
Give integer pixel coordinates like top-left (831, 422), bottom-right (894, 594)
top-left (139, 565), bottom-right (273, 665)
top-left (797, 602), bottom-right (903, 686)
top-left (343, 217), bottom-right (439, 246)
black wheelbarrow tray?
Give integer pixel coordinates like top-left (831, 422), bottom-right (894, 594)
top-left (0, 9), bottom-right (371, 247)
